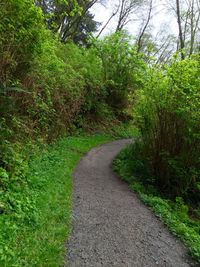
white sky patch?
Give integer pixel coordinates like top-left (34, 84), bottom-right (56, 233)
top-left (91, 2), bottom-right (118, 35)
top-left (90, 0), bottom-right (179, 39)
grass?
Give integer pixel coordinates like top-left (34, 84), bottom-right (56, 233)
top-left (0, 134), bottom-right (113, 267)
top-left (113, 144), bottom-right (200, 264)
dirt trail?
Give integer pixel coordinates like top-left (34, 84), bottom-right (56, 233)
top-left (67, 139), bottom-right (194, 267)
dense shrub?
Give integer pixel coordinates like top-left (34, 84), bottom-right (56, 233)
top-left (0, 0), bottom-right (44, 86)
top-left (1, 23), bottom-right (143, 143)
top-left (95, 32), bottom-right (145, 117)
top-left (134, 56), bottom-right (200, 204)
top-left (0, 0), bottom-right (45, 197)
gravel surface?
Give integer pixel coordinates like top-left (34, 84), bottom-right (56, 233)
top-left (67, 139), bottom-right (195, 267)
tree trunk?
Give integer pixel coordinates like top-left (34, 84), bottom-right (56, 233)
top-left (176, 0), bottom-right (185, 59)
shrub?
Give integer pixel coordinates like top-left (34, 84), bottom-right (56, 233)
top-left (134, 55), bottom-right (200, 204)
top-left (95, 32), bottom-right (145, 117)
top-left (0, 0), bottom-right (44, 86)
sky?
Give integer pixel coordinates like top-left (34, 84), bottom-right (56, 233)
top-left (90, 0), bottom-right (179, 39)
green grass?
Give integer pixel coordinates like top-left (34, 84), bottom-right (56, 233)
top-left (108, 123), bottom-right (140, 139)
top-left (113, 144), bottom-right (200, 264)
top-left (0, 134), bottom-right (113, 267)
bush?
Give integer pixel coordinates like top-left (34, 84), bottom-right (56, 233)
top-left (0, 0), bottom-right (44, 86)
top-left (95, 32), bottom-right (145, 116)
top-left (134, 55), bottom-right (200, 204)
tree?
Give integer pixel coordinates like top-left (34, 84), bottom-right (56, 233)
top-left (97, 4), bottom-right (119, 38)
top-left (176, 0), bottom-right (185, 59)
top-left (73, 11), bottom-right (100, 45)
top-left (116, 0), bottom-right (141, 32)
top-left (185, 0), bottom-right (200, 56)
top-left (168, 0), bottom-right (200, 58)
top-left (137, 0), bottom-right (153, 53)
top-left (36, 0), bottom-right (101, 44)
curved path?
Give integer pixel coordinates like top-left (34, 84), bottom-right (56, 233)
top-left (67, 139), bottom-right (194, 267)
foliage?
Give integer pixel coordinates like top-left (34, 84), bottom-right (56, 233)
top-left (0, 134), bottom-right (112, 266)
top-left (0, 0), bottom-right (44, 86)
top-left (36, 0), bottom-right (99, 45)
top-left (0, 20), bottom-right (144, 145)
top-left (133, 56), bottom-right (200, 203)
top-left (73, 11), bottom-right (100, 46)
top-left (114, 145), bottom-right (200, 263)
top-left (95, 32), bottom-right (146, 116)
top-left (108, 123), bottom-right (140, 139)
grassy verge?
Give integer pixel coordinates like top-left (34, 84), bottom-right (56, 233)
top-left (113, 144), bottom-right (200, 264)
top-left (0, 134), bottom-right (113, 267)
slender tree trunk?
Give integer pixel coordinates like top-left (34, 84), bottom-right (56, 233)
top-left (97, 5), bottom-right (120, 38)
top-left (176, 0), bottom-right (185, 59)
top-left (116, 0), bottom-right (126, 32)
top-left (189, 0), bottom-right (195, 55)
top-left (137, 0), bottom-right (153, 53)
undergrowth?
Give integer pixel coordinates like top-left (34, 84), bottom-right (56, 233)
top-left (113, 143), bottom-right (200, 263)
top-left (0, 134), bottom-right (112, 267)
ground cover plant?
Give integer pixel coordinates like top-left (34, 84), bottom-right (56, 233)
top-left (0, 134), bottom-right (113, 266)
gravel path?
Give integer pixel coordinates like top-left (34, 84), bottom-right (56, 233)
top-left (67, 139), bottom-right (195, 267)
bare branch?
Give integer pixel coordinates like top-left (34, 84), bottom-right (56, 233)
top-left (137, 0), bottom-right (153, 53)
